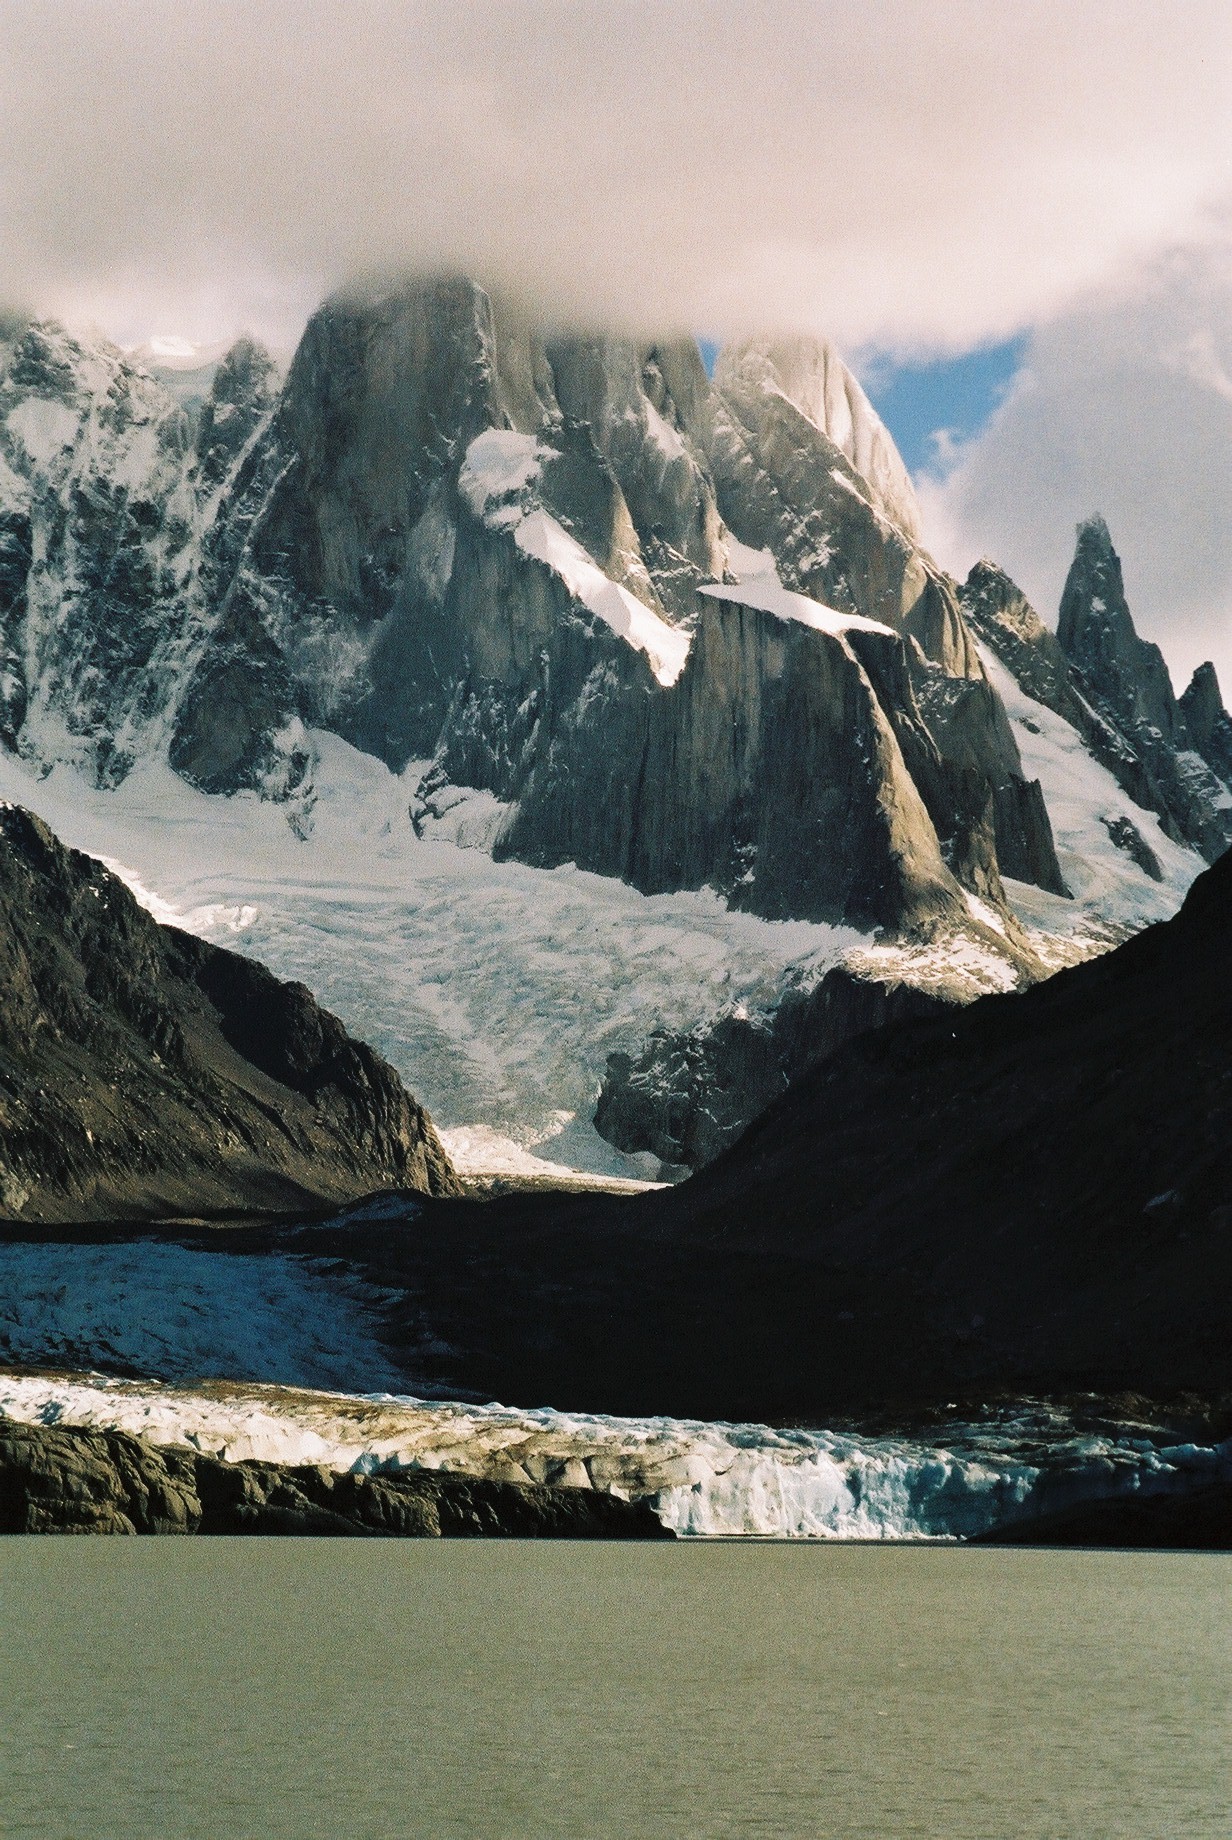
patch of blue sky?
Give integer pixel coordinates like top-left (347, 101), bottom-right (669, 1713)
top-left (857, 334), bottom-right (1030, 477)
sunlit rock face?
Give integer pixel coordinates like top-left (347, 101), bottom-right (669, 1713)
top-left (724, 337), bottom-right (925, 545)
top-left (0, 277), bottom-right (1072, 930)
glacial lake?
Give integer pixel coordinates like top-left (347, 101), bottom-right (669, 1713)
top-left (0, 1542), bottom-right (1227, 1840)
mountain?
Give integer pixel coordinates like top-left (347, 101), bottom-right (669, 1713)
top-left (0, 282), bottom-right (1064, 937)
top-left (1, 283), bottom-right (1224, 1181)
top-left (273, 841), bottom-right (1232, 1423)
top-left (0, 802), bottom-right (457, 1220)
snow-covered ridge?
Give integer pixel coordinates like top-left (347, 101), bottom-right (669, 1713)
top-left (1, 1369), bottom-right (1225, 1541)
top-left (700, 578), bottom-right (895, 641)
top-left (980, 646), bottom-right (1204, 935)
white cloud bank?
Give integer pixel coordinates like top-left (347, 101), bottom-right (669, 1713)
top-left (919, 235), bottom-right (1232, 693)
top-left (0, 0), bottom-right (1229, 353)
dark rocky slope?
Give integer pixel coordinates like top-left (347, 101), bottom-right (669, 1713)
top-left (0, 804), bottom-right (457, 1220)
top-left (973, 1483), bottom-right (1232, 1550)
top-left (0, 1417), bottom-right (666, 1537)
top-left (595, 965), bottom-right (952, 1171)
top-left (267, 841), bottom-right (1232, 1423)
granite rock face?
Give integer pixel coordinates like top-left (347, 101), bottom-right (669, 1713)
top-left (0, 1417), bottom-right (668, 1538)
top-left (0, 803), bottom-right (457, 1220)
top-left (0, 281), bottom-right (1069, 934)
top-left (1180, 661), bottom-right (1232, 788)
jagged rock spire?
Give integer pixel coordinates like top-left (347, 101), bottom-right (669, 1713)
top-left (1181, 660), bottom-right (1232, 785)
top-left (1058, 515), bottom-right (1181, 745)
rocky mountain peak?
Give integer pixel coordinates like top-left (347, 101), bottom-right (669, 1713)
top-left (979, 517), bottom-right (1232, 863)
top-left (195, 335), bottom-right (279, 490)
top-left (1057, 515), bottom-right (1180, 745)
top-left (0, 278), bottom-right (1125, 934)
top-left (1180, 660), bottom-right (1232, 785)
top-left (713, 336), bottom-right (922, 541)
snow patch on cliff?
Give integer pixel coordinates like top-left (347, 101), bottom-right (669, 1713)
top-left (701, 577), bottom-right (895, 641)
top-left (460, 428), bottom-right (691, 686)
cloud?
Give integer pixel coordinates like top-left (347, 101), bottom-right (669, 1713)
top-left (918, 236), bottom-right (1232, 694)
top-left (1, 0), bottom-right (1230, 353)
top-left (2, 0), bottom-right (1229, 686)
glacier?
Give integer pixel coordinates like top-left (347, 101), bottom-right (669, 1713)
top-left (0, 738), bottom-right (865, 1181)
top-left (0, 1364), bottom-right (1225, 1542)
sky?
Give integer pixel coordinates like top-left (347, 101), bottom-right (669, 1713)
top-left (1, 0), bottom-right (1230, 688)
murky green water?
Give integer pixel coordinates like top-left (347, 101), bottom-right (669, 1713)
top-left (0, 1542), bottom-right (1227, 1839)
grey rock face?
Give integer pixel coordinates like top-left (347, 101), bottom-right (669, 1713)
top-left (1059, 517), bottom-right (1179, 741)
top-left (711, 338), bottom-right (924, 542)
top-left (701, 344), bottom-right (1062, 894)
top-left (708, 341), bottom-right (972, 672)
top-left (961, 558), bottom-right (1088, 727)
top-left (494, 587), bottom-right (969, 931)
top-left (1180, 662), bottom-right (1232, 786)
top-left (0, 803), bottom-right (458, 1220)
top-left (193, 336), bottom-right (280, 492)
top-left (1055, 519), bottom-right (1232, 861)
top-left (544, 335), bottom-right (727, 618)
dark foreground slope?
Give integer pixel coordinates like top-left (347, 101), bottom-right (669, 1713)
top-left (0, 805), bottom-right (457, 1220)
top-left (663, 840), bottom-right (1232, 1408)
top-left (282, 846), bottom-right (1232, 1422)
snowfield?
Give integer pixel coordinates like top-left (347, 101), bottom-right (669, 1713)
top-left (0, 740), bottom-right (864, 1180)
top-left (981, 647), bottom-right (1203, 936)
top-left (0, 651), bottom-right (1206, 1180)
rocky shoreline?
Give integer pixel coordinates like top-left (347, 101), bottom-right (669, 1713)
top-left (0, 1417), bottom-right (670, 1539)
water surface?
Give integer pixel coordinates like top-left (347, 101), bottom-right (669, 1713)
top-left (1, 1542), bottom-right (1227, 1839)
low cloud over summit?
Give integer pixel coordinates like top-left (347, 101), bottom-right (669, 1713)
top-left (1, 0), bottom-right (1229, 354)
